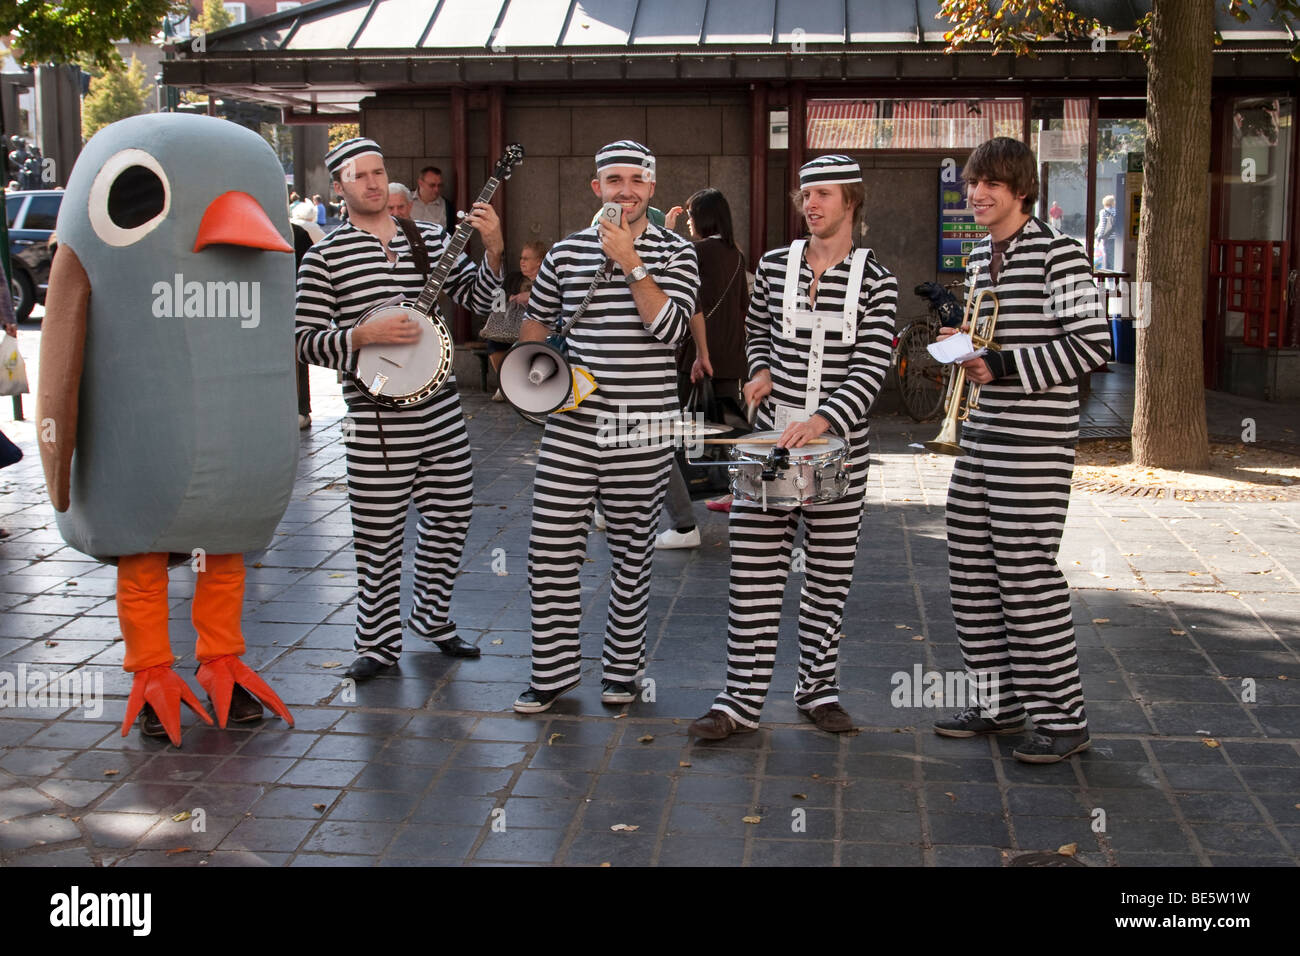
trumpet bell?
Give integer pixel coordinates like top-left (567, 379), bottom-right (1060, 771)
top-left (924, 416), bottom-right (963, 456)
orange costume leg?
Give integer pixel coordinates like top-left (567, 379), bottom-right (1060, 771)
top-left (117, 553), bottom-right (212, 746)
top-left (193, 553), bottom-right (294, 728)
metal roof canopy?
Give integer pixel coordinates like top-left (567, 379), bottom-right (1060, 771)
top-left (163, 0), bottom-right (1300, 115)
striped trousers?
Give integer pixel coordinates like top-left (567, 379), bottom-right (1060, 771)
top-left (527, 408), bottom-right (673, 691)
top-left (711, 430), bottom-right (869, 728)
top-left (344, 389), bottom-right (473, 664)
top-left (945, 439), bottom-right (1087, 734)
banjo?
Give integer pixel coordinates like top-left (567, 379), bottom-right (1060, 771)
top-left (352, 144), bottom-right (525, 407)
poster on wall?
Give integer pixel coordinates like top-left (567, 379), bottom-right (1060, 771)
top-left (939, 171), bottom-right (988, 272)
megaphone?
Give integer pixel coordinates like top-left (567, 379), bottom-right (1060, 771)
top-left (499, 338), bottom-right (575, 416)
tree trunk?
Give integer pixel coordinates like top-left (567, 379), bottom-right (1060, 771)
top-left (1132, 0), bottom-right (1214, 468)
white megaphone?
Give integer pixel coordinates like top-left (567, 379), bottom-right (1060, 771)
top-left (499, 338), bottom-right (575, 415)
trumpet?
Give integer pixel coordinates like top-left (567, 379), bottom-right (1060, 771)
top-left (925, 286), bottom-right (999, 456)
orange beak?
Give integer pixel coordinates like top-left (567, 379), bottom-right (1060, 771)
top-left (194, 191), bottom-right (292, 253)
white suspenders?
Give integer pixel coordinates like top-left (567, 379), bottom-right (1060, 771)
top-left (778, 241), bottom-right (870, 416)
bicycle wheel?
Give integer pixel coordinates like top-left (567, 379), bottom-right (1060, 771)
top-left (895, 320), bottom-right (948, 422)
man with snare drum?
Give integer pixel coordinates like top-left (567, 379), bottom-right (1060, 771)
top-left (295, 137), bottom-right (504, 680)
top-left (690, 155), bottom-right (896, 739)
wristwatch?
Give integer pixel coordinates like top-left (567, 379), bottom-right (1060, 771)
top-left (626, 264), bottom-right (649, 284)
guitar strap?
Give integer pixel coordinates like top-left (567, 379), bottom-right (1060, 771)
top-left (395, 217), bottom-right (430, 279)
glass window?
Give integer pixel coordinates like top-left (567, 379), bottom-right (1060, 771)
top-left (224, 2), bottom-right (247, 24)
top-left (5, 195), bottom-right (22, 229)
top-left (1031, 97), bottom-right (1090, 252)
top-left (807, 98), bottom-right (1023, 150)
top-left (1095, 105), bottom-right (1147, 275)
top-left (22, 194), bottom-right (61, 231)
top-left (1224, 96), bottom-right (1292, 242)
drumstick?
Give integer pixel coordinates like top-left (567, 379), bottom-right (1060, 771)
top-left (702, 438), bottom-right (830, 445)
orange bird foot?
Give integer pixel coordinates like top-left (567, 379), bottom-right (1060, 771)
top-left (121, 664), bottom-right (214, 747)
top-left (196, 654), bottom-right (295, 729)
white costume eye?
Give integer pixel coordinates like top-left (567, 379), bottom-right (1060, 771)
top-left (88, 149), bottom-right (171, 247)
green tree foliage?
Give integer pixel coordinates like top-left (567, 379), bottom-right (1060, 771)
top-left (82, 56), bottom-right (153, 140)
top-left (2, 0), bottom-right (184, 72)
top-left (194, 0), bottom-right (234, 36)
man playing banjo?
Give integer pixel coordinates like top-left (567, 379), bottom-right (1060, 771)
top-left (690, 155), bottom-right (897, 739)
top-left (295, 137), bottom-right (504, 680)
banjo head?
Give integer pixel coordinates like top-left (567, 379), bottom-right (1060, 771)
top-left (353, 304), bottom-right (454, 407)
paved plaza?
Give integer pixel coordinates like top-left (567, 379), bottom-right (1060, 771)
top-left (0, 357), bottom-right (1297, 867)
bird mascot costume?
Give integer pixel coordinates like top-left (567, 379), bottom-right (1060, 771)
top-left (37, 113), bottom-right (298, 746)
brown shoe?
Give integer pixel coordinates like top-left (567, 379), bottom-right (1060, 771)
top-left (689, 710), bottom-right (755, 740)
top-left (802, 702), bottom-right (855, 733)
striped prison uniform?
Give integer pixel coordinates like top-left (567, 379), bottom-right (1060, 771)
top-left (711, 243), bottom-right (897, 728)
top-left (946, 216), bottom-right (1111, 735)
top-left (295, 218), bottom-right (502, 664)
top-left (524, 223), bottom-right (699, 691)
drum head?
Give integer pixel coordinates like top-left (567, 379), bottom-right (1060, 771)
top-left (733, 430), bottom-right (845, 458)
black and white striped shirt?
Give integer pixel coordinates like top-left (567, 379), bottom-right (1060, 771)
top-left (294, 219), bottom-right (502, 407)
top-left (747, 244), bottom-right (898, 438)
top-left (525, 223), bottom-right (699, 416)
top-left (962, 216), bottom-right (1112, 446)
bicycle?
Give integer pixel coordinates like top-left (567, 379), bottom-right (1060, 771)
top-left (891, 280), bottom-right (963, 422)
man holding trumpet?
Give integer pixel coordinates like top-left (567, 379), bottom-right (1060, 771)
top-left (933, 137), bottom-right (1112, 763)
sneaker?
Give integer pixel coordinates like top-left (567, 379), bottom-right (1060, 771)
top-left (592, 507), bottom-right (606, 531)
top-left (297, 414), bottom-right (311, 430)
top-left (705, 495), bottom-right (733, 513)
top-left (933, 707), bottom-right (1025, 738)
top-left (492, 388), bottom-right (505, 402)
top-left (1013, 730), bottom-right (1091, 764)
top-left (800, 701), bottom-right (855, 733)
top-left (655, 527), bottom-right (700, 550)
top-left (600, 679), bottom-right (637, 704)
top-left (512, 681), bottom-right (579, 714)
top-left (688, 709), bottom-right (756, 740)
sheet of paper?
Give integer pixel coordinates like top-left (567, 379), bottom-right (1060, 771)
top-left (927, 332), bottom-right (987, 365)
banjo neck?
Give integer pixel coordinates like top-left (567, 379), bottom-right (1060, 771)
top-left (411, 177), bottom-right (502, 317)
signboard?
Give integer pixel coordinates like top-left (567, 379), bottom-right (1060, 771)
top-left (939, 171), bottom-right (988, 273)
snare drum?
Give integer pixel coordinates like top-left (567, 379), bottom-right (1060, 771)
top-left (727, 431), bottom-right (850, 510)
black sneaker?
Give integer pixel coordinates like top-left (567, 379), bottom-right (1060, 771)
top-left (139, 703), bottom-right (167, 738)
top-left (933, 707), bottom-right (1024, 738)
top-left (1014, 730), bottom-right (1091, 764)
top-left (600, 679), bottom-right (637, 704)
top-left (513, 681), bottom-right (579, 714)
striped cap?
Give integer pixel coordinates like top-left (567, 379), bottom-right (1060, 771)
top-left (595, 140), bottom-right (655, 179)
top-left (325, 137), bottom-right (383, 177)
top-left (799, 154), bottom-right (861, 187)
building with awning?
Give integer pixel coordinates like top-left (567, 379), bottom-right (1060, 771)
top-left (164, 0), bottom-right (1300, 397)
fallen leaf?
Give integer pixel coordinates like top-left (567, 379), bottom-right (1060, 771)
top-left (600, 862), bottom-right (612, 867)
top-left (103, 770), bottom-right (119, 777)
top-left (490, 638), bottom-right (503, 645)
top-left (792, 793), bottom-right (807, 800)
top-left (1057, 843), bottom-right (1078, 857)
top-left (742, 815), bottom-right (762, 824)
top-left (1170, 629), bottom-right (1187, 635)
top-left (252, 562), bottom-right (263, 568)
top-left (810, 773), bottom-right (821, 779)
top-left (944, 791), bottom-right (957, 803)
top-left (1203, 738), bottom-right (1220, 748)
top-left (312, 803), bottom-right (326, 812)
top-left (165, 847), bottom-right (192, 855)
top-left (1280, 676), bottom-right (1289, 681)
top-left (895, 624), bottom-right (912, 630)
top-left (637, 734), bottom-right (654, 744)
top-left (320, 661), bottom-right (342, 669)
top-left (679, 761), bottom-right (691, 768)
top-left (1091, 618), bottom-right (1110, 624)
top-left (612, 713), bottom-right (626, 720)
top-left (171, 811), bottom-right (191, 823)
top-left (911, 635), bottom-right (925, 641)
top-left (547, 733), bottom-right (564, 746)
top-left (44, 640), bottom-right (58, 647)
top-left (328, 573), bottom-right (345, 578)
top-left (610, 824), bottom-right (639, 832)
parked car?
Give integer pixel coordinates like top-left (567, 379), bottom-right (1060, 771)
top-left (5, 189), bottom-right (63, 321)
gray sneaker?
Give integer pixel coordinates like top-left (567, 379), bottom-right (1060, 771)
top-left (933, 707), bottom-right (1025, 738)
top-left (1013, 730), bottom-right (1091, 764)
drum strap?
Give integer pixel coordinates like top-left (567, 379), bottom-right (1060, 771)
top-left (395, 217), bottom-right (430, 279)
